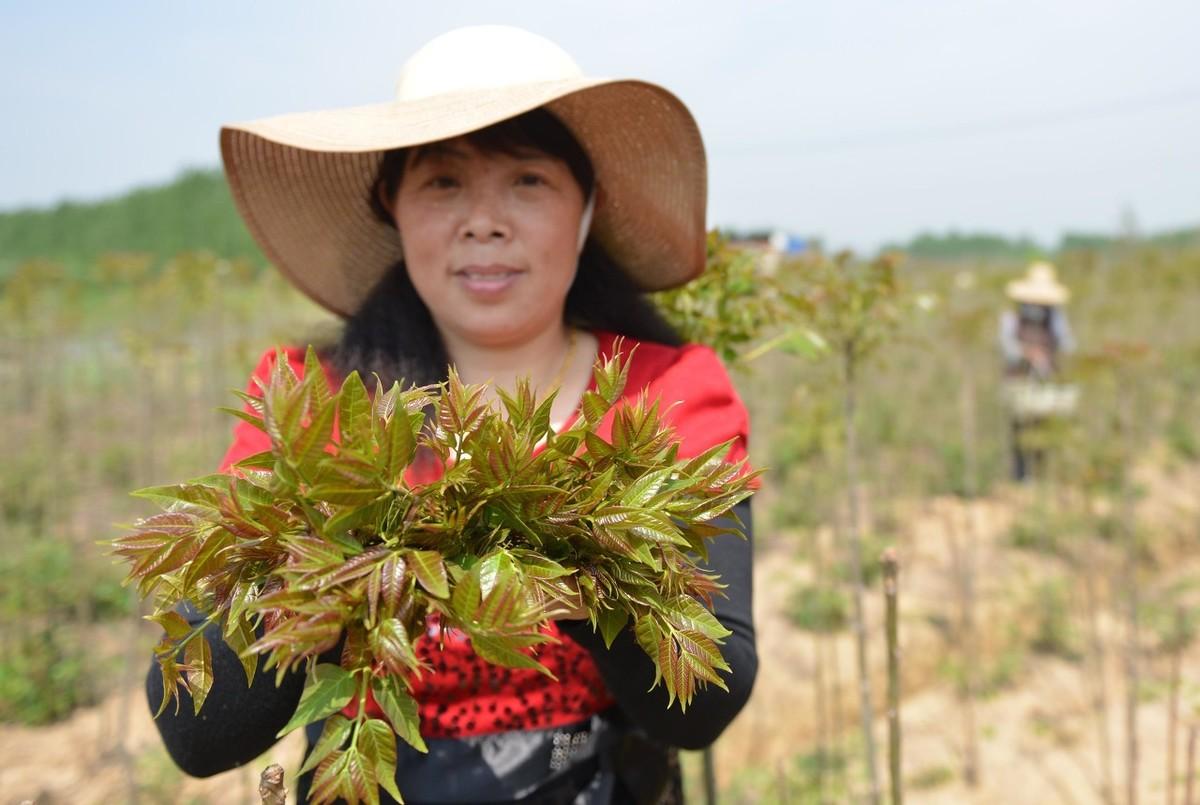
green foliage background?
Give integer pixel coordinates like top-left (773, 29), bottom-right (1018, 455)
top-left (0, 169), bottom-right (260, 276)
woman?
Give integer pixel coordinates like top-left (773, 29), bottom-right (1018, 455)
top-left (999, 261), bottom-right (1076, 481)
top-left (147, 25), bottom-right (757, 804)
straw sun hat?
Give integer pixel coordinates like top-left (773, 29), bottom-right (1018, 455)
top-left (1006, 261), bottom-right (1070, 306)
top-left (220, 25), bottom-right (707, 317)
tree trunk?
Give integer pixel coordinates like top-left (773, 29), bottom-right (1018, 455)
top-left (956, 367), bottom-right (981, 786)
top-left (1120, 396), bottom-right (1139, 805)
top-left (1083, 495), bottom-right (1115, 805)
top-left (1185, 724), bottom-right (1197, 805)
top-left (883, 549), bottom-right (902, 805)
top-left (811, 527), bottom-right (831, 804)
top-left (842, 344), bottom-right (881, 804)
top-left (1168, 606), bottom-right (1184, 805)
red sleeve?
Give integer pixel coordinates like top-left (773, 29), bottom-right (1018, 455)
top-left (596, 334), bottom-right (750, 468)
top-left (650, 344), bottom-right (750, 466)
top-left (217, 346), bottom-right (309, 473)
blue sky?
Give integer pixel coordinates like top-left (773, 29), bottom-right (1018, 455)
top-left (3, 1), bottom-right (1198, 250)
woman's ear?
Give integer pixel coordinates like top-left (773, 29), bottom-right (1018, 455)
top-left (376, 181), bottom-right (397, 224)
top-left (374, 181), bottom-right (404, 256)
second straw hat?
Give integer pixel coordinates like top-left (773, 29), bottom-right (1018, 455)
top-left (220, 25), bottom-right (708, 317)
top-left (1006, 262), bottom-right (1070, 306)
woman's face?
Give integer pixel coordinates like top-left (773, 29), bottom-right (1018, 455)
top-left (388, 136), bottom-right (587, 350)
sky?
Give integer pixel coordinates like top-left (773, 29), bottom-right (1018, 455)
top-left (3, 0), bottom-right (1199, 252)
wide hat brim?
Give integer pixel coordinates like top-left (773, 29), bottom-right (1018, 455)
top-left (1006, 275), bottom-right (1070, 305)
top-left (220, 78), bottom-right (707, 317)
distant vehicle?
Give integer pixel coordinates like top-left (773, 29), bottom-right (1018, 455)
top-left (727, 229), bottom-right (813, 274)
top-left (769, 229), bottom-right (809, 256)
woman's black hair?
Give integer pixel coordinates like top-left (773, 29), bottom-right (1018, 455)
top-left (327, 107), bottom-right (681, 388)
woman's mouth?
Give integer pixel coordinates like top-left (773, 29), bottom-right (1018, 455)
top-left (455, 265), bottom-right (523, 296)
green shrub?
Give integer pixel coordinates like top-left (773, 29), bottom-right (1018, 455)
top-left (0, 538), bottom-right (132, 725)
top-left (1166, 415), bottom-right (1199, 461)
top-left (1006, 507), bottom-right (1089, 559)
top-left (720, 747), bottom-right (852, 804)
top-left (939, 625), bottom-right (1027, 700)
top-left (785, 585), bottom-right (849, 632)
top-left (1029, 579), bottom-right (1081, 661)
top-left (908, 764), bottom-right (955, 790)
top-left (0, 630), bottom-right (92, 724)
top-left (834, 532), bottom-right (893, 586)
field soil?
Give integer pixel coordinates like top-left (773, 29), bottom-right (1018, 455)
top-left (3, 463), bottom-right (1197, 804)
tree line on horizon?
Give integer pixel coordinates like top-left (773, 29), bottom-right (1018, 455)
top-left (1, 168), bottom-right (1197, 278)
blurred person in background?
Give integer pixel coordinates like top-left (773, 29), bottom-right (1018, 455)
top-left (999, 261), bottom-right (1076, 482)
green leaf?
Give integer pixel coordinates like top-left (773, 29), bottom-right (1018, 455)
top-left (337, 370), bottom-right (373, 450)
top-left (666, 596), bottom-right (731, 641)
top-left (307, 484), bottom-right (389, 506)
top-left (508, 551), bottom-right (571, 579)
top-left (634, 615), bottom-right (662, 685)
top-left (223, 614), bottom-right (259, 686)
top-left (779, 327), bottom-right (828, 357)
top-left (184, 635), bottom-right (213, 715)
top-left (677, 628), bottom-right (731, 681)
top-left (383, 408), bottom-right (419, 484)
top-left (153, 642), bottom-right (184, 718)
top-left (596, 607), bottom-right (629, 648)
top-left (358, 717), bottom-right (405, 803)
top-left (528, 392), bottom-right (555, 441)
top-left (147, 610), bottom-right (191, 641)
top-left (475, 552), bottom-right (507, 598)
top-left (231, 388), bottom-right (267, 416)
top-left (216, 405), bottom-right (267, 432)
top-left (583, 431), bottom-right (614, 458)
top-left (372, 675), bottom-right (428, 754)
top-left (657, 634), bottom-right (683, 708)
top-left (298, 713), bottom-right (353, 776)
top-left (180, 529), bottom-right (234, 589)
top-left (406, 550), bottom-right (449, 599)
top-left (580, 390), bottom-right (611, 424)
top-left (378, 554), bottom-right (410, 619)
top-left (303, 345), bottom-right (333, 409)
top-left (292, 396), bottom-right (337, 475)
top-left (343, 745), bottom-right (376, 805)
top-left (470, 634), bottom-right (555, 677)
top-left (132, 481), bottom-right (223, 510)
top-left (476, 563), bottom-right (526, 631)
top-left (309, 749), bottom-right (349, 804)
top-left (276, 663), bottom-right (357, 738)
top-left (371, 617), bottom-right (418, 676)
top-left (450, 567), bottom-right (481, 621)
top-left (323, 494), bottom-right (390, 540)
top-left (620, 468), bottom-right (673, 508)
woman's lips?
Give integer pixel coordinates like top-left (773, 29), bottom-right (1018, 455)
top-left (454, 264), bottom-right (523, 296)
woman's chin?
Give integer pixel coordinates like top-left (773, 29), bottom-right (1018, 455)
top-left (445, 317), bottom-right (556, 351)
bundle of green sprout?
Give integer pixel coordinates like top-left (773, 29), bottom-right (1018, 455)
top-left (112, 345), bottom-right (757, 804)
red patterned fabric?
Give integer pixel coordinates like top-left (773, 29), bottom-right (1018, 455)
top-left (218, 331), bottom-right (749, 738)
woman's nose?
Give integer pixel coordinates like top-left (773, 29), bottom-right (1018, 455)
top-left (459, 189), bottom-right (511, 242)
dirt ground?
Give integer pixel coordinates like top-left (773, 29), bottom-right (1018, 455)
top-left (712, 460), bottom-right (1200, 803)
top-left (3, 465), bottom-right (1198, 804)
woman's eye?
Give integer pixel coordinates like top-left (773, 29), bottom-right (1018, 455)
top-left (516, 173), bottom-right (547, 187)
top-left (426, 175), bottom-right (459, 190)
